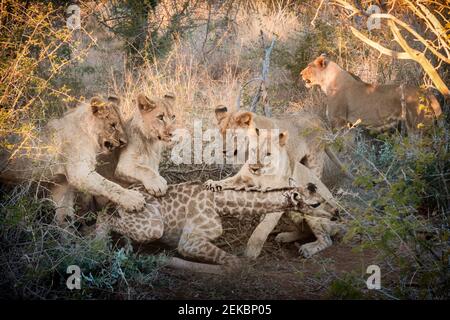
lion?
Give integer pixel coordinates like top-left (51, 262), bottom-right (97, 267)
top-left (211, 106), bottom-right (352, 185)
top-left (0, 96), bottom-right (146, 226)
top-left (110, 92), bottom-right (177, 196)
top-left (204, 130), bottom-right (345, 258)
top-left (300, 54), bottom-right (442, 132)
top-left (205, 130), bottom-right (291, 192)
top-left (203, 106), bottom-right (348, 259)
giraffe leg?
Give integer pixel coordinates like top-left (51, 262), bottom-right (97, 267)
top-left (177, 232), bottom-right (240, 269)
top-left (244, 211), bottom-right (283, 259)
top-left (96, 201), bottom-right (164, 243)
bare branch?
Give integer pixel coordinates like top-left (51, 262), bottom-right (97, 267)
top-left (249, 34), bottom-right (276, 116)
top-left (388, 20), bottom-right (449, 96)
top-left (350, 26), bottom-right (410, 59)
top-left (311, 0), bottom-right (326, 28)
top-left (371, 13), bottom-right (450, 63)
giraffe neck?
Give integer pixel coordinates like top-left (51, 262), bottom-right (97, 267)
top-left (213, 189), bottom-right (293, 218)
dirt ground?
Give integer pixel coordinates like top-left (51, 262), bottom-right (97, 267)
top-left (119, 165), bottom-right (385, 300)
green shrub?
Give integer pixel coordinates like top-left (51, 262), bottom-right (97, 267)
top-left (0, 187), bottom-right (166, 299)
top-left (347, 122), bottom-right (450, 299)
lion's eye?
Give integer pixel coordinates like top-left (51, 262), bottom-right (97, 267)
top-left (157, 114), bottom-right (164, 121)
top-left (111, 123), bottom-right (117, 129)
top-left (171, 115), bottom-right (176, 120)
top-left (266, 152), bottom-right (272, 156)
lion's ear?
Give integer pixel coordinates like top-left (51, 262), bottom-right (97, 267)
top-left (137, 94), bottom-right (157, 113)
top-left (235, 112), bottom-right (253, 128)
top-left (317, 55), bottom-right (328, 69)
top-left (279, 131), bottom-right (289, 146)
top-left (107, 95), bottom-right (121, 105)
top-left (90, 96), bottom-right (109, 118)
top-left (214, 105), bottom-right (228, 122)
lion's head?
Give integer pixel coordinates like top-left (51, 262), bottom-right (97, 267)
top-left (134, 93), bottom-right (177, 143)
top-left (300, 54), bottom-right (331, 89)
top-left (246, 130), bottom-right (289, 176)
top-left (287, 182), bottom-right (325, 211)
top-left (214, 106), bottom-right (256, 163)
top-left (90, 96), bottom-right (127, 154)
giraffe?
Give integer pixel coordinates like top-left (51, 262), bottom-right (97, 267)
top-left (95, 181), bottom-right (335, 273)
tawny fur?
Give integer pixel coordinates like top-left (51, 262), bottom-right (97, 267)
top-left (205, 132), bottom-right (344, 258)
top-left (0, 97), bottom-right (146, 226)
top-left (300, 55), bottom-right (442, 132)
top-left (97, 93), bottom-right (178, 197)
top-left (213, 106), bottom-right (349, 182)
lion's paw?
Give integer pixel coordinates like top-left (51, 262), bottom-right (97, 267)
top-left (275, 231), bottom-right (301, 243)
top-left (120, 189), bottom-right (146, 212)
top-left (145, 176), bottom-right (168, 197)
top-left (298, 242), bottom-right (325, 258)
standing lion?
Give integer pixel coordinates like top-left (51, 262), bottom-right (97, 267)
top-left (300, 54), bottom-right (442, 133)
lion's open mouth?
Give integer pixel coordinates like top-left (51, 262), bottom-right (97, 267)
top-left (104, 141), bottom-right (115, 151)
top-left (158, 135), bottom-right (172, 142)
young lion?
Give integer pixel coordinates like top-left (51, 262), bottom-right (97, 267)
top-left (98, 93), bottom-right (177, 197)
top-left (213, 106), bottom-right (350, 183)
top-left (205, 130), bottom-right (291, 192)
top-left (0, 97), bottom-right (146, 226)
top-left (205, 130), bottom-right (344, 258)
top-left (206, 106), bottom-right (347, 258)
top-left (300, 54), bottom-right (442, 132)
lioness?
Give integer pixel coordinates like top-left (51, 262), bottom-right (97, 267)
top-left (100, 92), bottom-right (177, 197)
top-left (300, 54), bottom-right (442, 132)
top-left (0, 97), bottom-right (146, 226)
top-left (211, 106), bottom-right (352, 184)
top-left (204, 130), bottom-right (344, 258)
top-left (206, 130), bottom-right (291, 192)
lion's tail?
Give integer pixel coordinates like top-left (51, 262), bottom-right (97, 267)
top-left (427, 93), bottom-right (442, 118)
top-left (324, 146), bottom-right (354, 180)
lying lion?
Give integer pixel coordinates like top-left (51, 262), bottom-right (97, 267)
top-left (300, 54), bottom-right (442, 133)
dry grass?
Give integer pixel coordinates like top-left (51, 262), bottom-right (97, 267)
top-left (107, 1), bottom-right (311, 129)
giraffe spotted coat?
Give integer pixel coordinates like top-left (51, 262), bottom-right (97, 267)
top-left (96, 182), bottom-right (335, 268)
